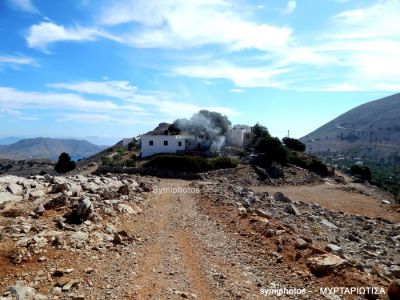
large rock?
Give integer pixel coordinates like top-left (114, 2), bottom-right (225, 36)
top-left (286, 204), bottom-right (301, 216)
top-left (76, 198), bottom-right (93, 220)
top-left (7, 183), bottom-right (23, 195)
top-left (274, 192), bottom-right (291, 203)
top-left (8, 281), bottom-right (42, 300)
top-left (0, 191), bottom-right (22, 204)
top-left (307, 254), bottom-right (347, 276)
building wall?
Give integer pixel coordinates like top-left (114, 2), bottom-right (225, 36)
top-left (141, 135), bottom-right (193, 157)
top-left (122, 138), bottom-right (134, 147)
top-left (227, 125), bottom-right (252, 147)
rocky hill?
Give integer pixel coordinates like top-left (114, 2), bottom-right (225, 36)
top-left (301, 93), bottom-right (400, 158)
top-left (0, 138), bottom-right (106, 161)
top-left (0, 165), bottom-right (399, 299)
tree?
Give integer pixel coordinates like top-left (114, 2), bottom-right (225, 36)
top-left (55, 152), bottom-right (76, 173)
top-left (252, 123), bottom-right (271, 143)
top-left (282, 137), bottom-right (306, 152)
top-left (350, 164), bottom-right (372, 182)
top-left (255, 136), bottom-right (288, 166)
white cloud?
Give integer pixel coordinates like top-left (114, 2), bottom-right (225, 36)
top-left (49, 80), bottom-right (240, 118)
top-left (229, 88), bottom-right (244, 93)
top-left (173, 61), bottom-right (288, 88)
top-left (284, 1), bottom-right (296, 14)
top-left (0, 55), bottom-right (38, 68)
top-left (7, 0), bottom-right (38, 13)
top-left (49, 81), bottom-right (138, 99)
top-left (100, 0), bottom-right (292, 51)
top-left (27, 22), bottom-right (121, 51)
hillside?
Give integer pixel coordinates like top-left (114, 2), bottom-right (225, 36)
top-left (301, 93), bottom-right (400, 158)
top-left (0, 138), bottom-right (106, 161)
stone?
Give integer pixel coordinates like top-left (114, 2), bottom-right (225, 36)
top-left (117, 203), bottom-right (141, 215)
top-left (29, 190), bottom-right (46, 200)
top-left (8, 281), bottom-right (38, 300)
top-left (1, 191), bottom-right (24, 205)
top-left (34, 204), bottom-right (45, 216)
top-left (307, 254), bottom-right (347, 276)
top-left (113, 233), bottom-right (123, 245)
top-left (295, 238), bottom-right (308, 250)
top-left (255, 208), bottom-right (270, 218)
top-left (62, 279), bottom-right (80, 292)
top-left (320, 219), bottom-right (338, 230)
top-left (381, 199), bottom-right (391, 205)
top-left (7, 183), bottom-right (23, 195)
top-left (118, 184), bottom-right (130, 195)
top-left (70, 231), bottom-right (89, 243)
top-left (388, 280), bottom-right (400, 300)
top-left (76, 198), bottom-right (93, 220)
top-left (389, 265), bottom-right (400, 278)
top-left (274, 192), bottom-right (291, 203)
top-left (51, 183), bottom-right (69, 193)
top-left (105, 224), bottom-right (117, 234)
top-left (325, 244), bottom-right (343, 255)
top-left (286, 204), bottom-right (301, 216)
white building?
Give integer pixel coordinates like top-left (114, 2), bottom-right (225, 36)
top-left (140, 135), bottom-right (195, 157)
top-left (226, 125), bottom-right (252, 147)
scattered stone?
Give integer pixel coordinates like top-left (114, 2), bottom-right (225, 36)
top-left (325, 244), bottom-right (343, 255)
top-left (389, 265), bottom-right (400, 278)
top-left (307, 254), bottom-right (347, 276)
top-left (286, 204), bottom-right (301, 216)
top-left (295, 238), bottom-right (308, 250)
top-left (320, 219), bottom-right (338, 230)
top-left (118, 184), bottom-right (130, 195)
top-left (7, 183), bottom-right (23, 195)
top-left (76, 198), bottom-right (93, 221)
top-left (274, 192), bottom-right (291, 203)
top-left (34, 204), bottom-right (45, 216)
top-left (381, 199), bottom-right (391, 205)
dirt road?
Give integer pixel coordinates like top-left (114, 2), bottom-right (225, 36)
top-left (131, 179), bottom-right (262, 299)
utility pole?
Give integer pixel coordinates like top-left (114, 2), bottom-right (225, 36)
top-left (287, 130), bottom-right (290, 138)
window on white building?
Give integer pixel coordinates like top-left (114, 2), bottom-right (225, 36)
top-left (149, 140), bottom-right (154, 146)
top-left (164, 140), bottom-right (168, 146)
top-left (178, 141), bottom-right (182, 147)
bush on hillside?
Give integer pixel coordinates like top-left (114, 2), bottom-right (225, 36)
top-left (282, 137), bottom-right (306, 152)
top-left (55, 152), bottom-right (76, 173)
top-left (210, 157), bottom-right (238, 169)
top-left (350, 164), bottom-right (372, 182)
top-left (254, 136), bottom-right (288, 167)
top-left (287, 151), bottom-right (329, 177)
top-left (144, 154), bottom-right (237, 173)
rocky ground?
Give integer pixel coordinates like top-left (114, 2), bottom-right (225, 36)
top-left (0, 165), bottom-right (399, 299)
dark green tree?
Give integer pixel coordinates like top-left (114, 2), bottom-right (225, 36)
top-left (252, 123), bottom-right (271, 143)
top-left (255, 136), bottom-right (288, 166)
top-left (55, 152), bottom-right (76, 173)
top-left (350, 164), bottom-right (372, 182)
top-left (282, 137), bottom-right (306, 152)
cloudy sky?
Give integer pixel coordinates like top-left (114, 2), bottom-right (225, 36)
top-left (1, 0), bottom-right (399, 144)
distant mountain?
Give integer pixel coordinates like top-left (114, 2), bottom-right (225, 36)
top-left (0, 137), bottom-right (23, 145)
top-left (301, 93), bottom-right (400, 158)
top-left (0, 138), bottom-right (107, 160)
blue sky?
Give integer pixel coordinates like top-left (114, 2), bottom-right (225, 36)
top-left (0, 0), bottom-right (399, 145)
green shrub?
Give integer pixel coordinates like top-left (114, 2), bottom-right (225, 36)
top-left (144, 154), bottom-right (237, 172)
top-left (125, 159), bottom-right (137, 167)
top-left (350, 164), bottom-right (372, 182)
top-left (255, 137), bottom-right (288, 166)
top-left (210, 157), bottom-right (238, 169)
top-left (287, 151), bottom-right (329, 177)
top-left (282, 137), bottom-right (306, 152)
top-left (308, 158), bottom-right (329, 177)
